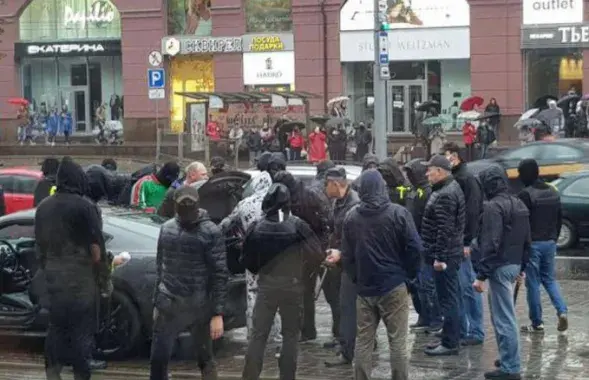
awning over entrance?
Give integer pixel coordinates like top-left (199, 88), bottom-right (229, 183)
top-left (175, 91), bottom-right (318, 103)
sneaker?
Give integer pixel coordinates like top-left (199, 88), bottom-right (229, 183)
top-left (520, 324), bottom-right (544, 333)
top-left (410, 321), bottom-right (429, 332)
top-left (461, 338), bottom-right (484, 346)
top-left (426, 326), bottom-right (443, 335)
top-left (557, 314), bottom-right (568, 332)
top-left (484, 369), bottom-right (521, 379)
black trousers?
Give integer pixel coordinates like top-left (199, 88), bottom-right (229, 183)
top-left (243, 285), bottom-right (303, 380)
top-left (301, 266), bottom-right (341, 340)
top-left (45, 296), bottom-right (95, 380)
top-left (150, 303), bottom-right (216, 380)
top-left (434, 262), bottom-right (461, 349)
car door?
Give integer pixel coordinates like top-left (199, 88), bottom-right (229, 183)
top-left (11, 176), bottom-right (39, 213)
top-left (534, 144), bottom-right (585, 182)
top-left (0, 176), bottom-right (20, 215)
top-left (560, 177), bottom-right (589, 239)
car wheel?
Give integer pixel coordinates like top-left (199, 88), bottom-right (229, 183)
top-left (557, 219), bottom-right (577, 250)
top-left (95, 289), bottom-right (142, 360)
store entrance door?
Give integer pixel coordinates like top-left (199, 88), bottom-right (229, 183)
top-left (386, 80), bottom-right (425, 133)
top-left (60, 86), bottom-right (90, 133)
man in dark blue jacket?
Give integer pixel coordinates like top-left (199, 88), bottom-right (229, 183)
top-left (473, 165), bottom-right (530, 380)
top-left (341, 169), bottom-right (421, 380)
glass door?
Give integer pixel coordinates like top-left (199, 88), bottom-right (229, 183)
top-left (386, 80), bottom-right (425, 133)
top-left (59, 86), bottom-right (90, 133)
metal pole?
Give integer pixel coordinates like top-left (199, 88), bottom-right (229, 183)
top-left (178, 130), bottom-right (184, 161)
top-left (155, 99), bottom-right (161, 164)
top-left (373, 0), bottom-right (388, 160)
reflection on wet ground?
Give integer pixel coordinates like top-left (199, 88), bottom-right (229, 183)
top-left (0, 281), bottom-right (589, 379)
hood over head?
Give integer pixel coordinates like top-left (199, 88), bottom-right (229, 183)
top-left (479, 164), bottom-right (509, 199)
top-left (316, 160), bottom-right (335, 180)
top-left (210, 156), bottom-right (227, 175)
top-left (41, 157), bottom-right (60, 178)
top-left (155, 162), bottom-right (180, 188)
top-left (378, 158), bottom-right (406, 188)
top-left (56, 157), bottom-right (89, 196)
top-left (174, 185), bottom-right (202, 225)
top-left (85, 164), bottom-right (111, 202)
top-left (273, 170), bottom-right (299, 198)
top-left (358, 169), bottom-right (390, 214)
top-left (517, 158), bottom-right (539, 187)
top-left (251, 171), bottom-right (272, 196)
top-left (361, 153), bottom-right (380, 171)
top-left (101, 158), bottom-right (117, 171)
top-left (262, 183), bottom-right (291, 216)
top-left (403, 158), bottom-right (428, 187)
top-left (257, 151), bottom-right (273, 171)
top-left (268, 152), bottom-right (287, 179)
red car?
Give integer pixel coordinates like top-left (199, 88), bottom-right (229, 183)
top-left (0, 168), bottom-right (42, 214)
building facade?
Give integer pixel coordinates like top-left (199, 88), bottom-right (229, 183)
top-left (469, 0), bottom-right (589, 142)
top-left (0, 0), bottom-right (166, 142)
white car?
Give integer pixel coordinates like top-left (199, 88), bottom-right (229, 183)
top-left (244, 163), bottom-right (362, 185)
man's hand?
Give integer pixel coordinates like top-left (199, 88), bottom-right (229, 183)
top-left (473, 279), bottom-right (485, 293)
top-left (433, 260), bottom-right (447, 272)
top-left (210, 315), bottom-right (224, 340)
top-left (516, 272), bottom-right (526, 283)
top-left (325, 249), bottom-right (341, 266)
top-left (463, 246), bottom-right (471, 258)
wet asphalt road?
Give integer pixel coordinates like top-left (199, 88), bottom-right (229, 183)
top-left (1, 280), bottom-right (589, 379)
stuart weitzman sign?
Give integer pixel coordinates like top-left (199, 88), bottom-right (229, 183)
top-left (521, 24), bottom-right (589, 48)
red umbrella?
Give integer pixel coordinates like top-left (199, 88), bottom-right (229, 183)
top-left (7, 97), bottom-right (29, 106)
top-left (460, 96), bottom-right (484, 111)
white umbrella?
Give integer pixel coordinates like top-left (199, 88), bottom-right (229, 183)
top-left (327, 96), bottom-right (349, 107)
top-left (519, 108), bottom-right (539, 121)
top-left (457, 110), bottom-right (481, 120)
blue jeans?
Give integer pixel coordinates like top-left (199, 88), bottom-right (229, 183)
top-left (338, 272), bottom-right (357, 361)
top-left (488, 264), bottom-right (521, 374)
top-left (417, 264), bottom-right (442, 328)
top-left (525, 240), bottom-right (568, 326)
top-left (433, 262), bottom-right (461, 349)
top-left (458, 258), bottom-right (485, 341)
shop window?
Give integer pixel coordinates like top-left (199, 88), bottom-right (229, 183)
top-left (346, 62), bottom-right (374, 125)
top-left (526, 48), bottom-right (582, 108)
top-left (19, 0), bottom-right (121, 41)
top-left (170, 56), bottom-right (215, 133)
top-left (431, 59), bottom-right (472, 132)
top-left (246, 0), bottom-right (292, 32)
top-left (168, 0), bottom-right (212, 36)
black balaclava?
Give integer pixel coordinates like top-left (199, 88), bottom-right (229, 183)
top-left (361, 153), bottom-right (380, 171)
top-left (41, 157), bottom-right (60, 178)
top-left (268, 152), bottom-right (287, 180)
top-left (257, 152), bottom-right (273, 171)
top-left (210, 156), bottom-right (226, 175)
top-left (56, 156), bottom-right (89, 196)
top-left (155, 161), bottom-right (180, 188)
top-left (262, 183), bottom-right (291, 217)
top-left (316, 160), bottom-right (335, 180)
top-left (273, 170), bottom-right (298, 201)
top-left (174, 185), bottom-right (200, 225)
top-left (518, 158), bottom-right (540, 187)
top-left (102, 158), bottom-right (117, 171)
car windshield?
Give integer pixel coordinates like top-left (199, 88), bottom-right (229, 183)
top-left (103, 213), bottom-right (160, 252)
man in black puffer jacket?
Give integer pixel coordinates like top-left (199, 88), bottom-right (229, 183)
top-left (241, 183), bottom-right (322, 380)
top-left (420, 155), bottom-right (465, 356)
top-left (150, 185), bottom-right (228, 380)
top-left (273, 170), bottom-right (333, 342)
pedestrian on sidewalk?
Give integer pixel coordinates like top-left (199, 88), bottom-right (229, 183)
top-left (473, 165), bottom-right (530, 380)
top-left (241, 183), bottom-right (323, 380)
top-left (341, 169), bottom-right (421, 380)
top-left (150, 186), bottom-right (228, 380)
top-left (421, 155), bottom-right (465, 356)
top-left (322, 167), bottom-right (360, 367)
top-left (443, 142), bottom-right (485, 347)
top-left (517, 159), bottom-right (569, 333)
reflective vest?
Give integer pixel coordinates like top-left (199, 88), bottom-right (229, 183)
top-left (416, 188), bottom-right (425, 198)
top-left (396, 186), bottom-right (410, 200)
top-left (49, 185), bottom-right (57, 196)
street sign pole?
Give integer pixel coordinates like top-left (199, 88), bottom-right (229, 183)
top-left (155, 98), bottom-right (161, 164)
top-left (148, 67), bottom-right (165, 164)
top-left (373, 0), bottom-right (389, 160)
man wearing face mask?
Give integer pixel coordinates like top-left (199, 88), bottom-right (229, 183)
top-left (351, 154), bottom-right (380, 193)
top-left (150, 185), bottom-right (228, 380)
top-left (378, 158), bottom-right (411, 206)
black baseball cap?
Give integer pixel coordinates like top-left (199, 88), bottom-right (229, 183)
top-left (325, 167), bottom-right (347, 180)
top-left (421, 154), bottom-right (452, 171)
top-left (174, 185), bottom-right (200, 204)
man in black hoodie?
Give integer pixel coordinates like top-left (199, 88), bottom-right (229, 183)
top-left (351, 153), bottom-right (380, 192)
top-left (403, 158), bottom-right (442, 333)
top-left (267, 152), bottom-right (287, 180)
top-left (34, 157), bottom-right (60, 206)
top-left (517, 159), bottom-right (568, 334)
top-left (35, 157), bottom-right (110, 380)
top-left (273, 170), bottom-right (333, 342)
top-left (474, 165), bottom-right (530, 380)
top-left (443, 142), bottom-right (485, 346)
top-left (310, 159), bottom-right (336, 192)
top-left (241, 183), bottom-right (322, 380)
top-left (341, 169), bottom-right (421, 380)
top-left (151, 185), bottom-right (228, 380)
top-left (378, 157), bottom-right (410, 206)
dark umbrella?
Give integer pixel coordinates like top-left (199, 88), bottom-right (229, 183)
top-left (514, 118), bottom-right (542, 130)
top-left (326, 117), bottom-right (349, 127)
top-left (198, 171), bottom-right (251, 224)
top-left (310, 115), bottom-right (330, 124)
top-left (473, 112), bottom-right (501, 121)
top-left (557, 94), bottom-right (581, 108)
top-left (416, 100), bottom-right (440, 112)
top-left (460, 96), bottom-right (484, 111)
top-left (280, 121), bottom-right (306, 134)
top-left (533, 95), bottom-right (558, 109)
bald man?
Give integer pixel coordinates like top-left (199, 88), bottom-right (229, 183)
top-left (157, 162), bottom-right (209, 218)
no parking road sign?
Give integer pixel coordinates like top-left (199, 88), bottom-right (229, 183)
top-left (148, 69), bottom-right (165, 89)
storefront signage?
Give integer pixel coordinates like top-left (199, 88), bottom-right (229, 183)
top-left (242, 51), bottom-right (295, 86)
top-left (340, 0), bottom-right (469, 31)
top-left (14, 40), bottom-right (121, 58)
top-left (522, 0), bottom-right (582, 25)
top-left (161, 36), bottom-right (243, 55)
top-left (64, 0), bottom-right (116, 28)
top-left (340, 27), bottom-right (469, 62)
top-left (242, 33), bottom-right (294, 52)
top-left (521, 23), bottom-right (589, 49)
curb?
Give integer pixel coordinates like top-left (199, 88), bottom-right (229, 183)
top-left (0, 360), bottom-right (325, 380)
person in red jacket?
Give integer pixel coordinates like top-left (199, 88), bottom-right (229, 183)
top-left (308, 126), bottom-right (327, 163)
top-left (206, 119), bottom-right (221, 156)
top-left (462, 121), bottom-right (477, 162)
top-left (287, 126), bottom-right (305, 161)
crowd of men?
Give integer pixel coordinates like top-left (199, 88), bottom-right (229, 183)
top-left (32, 145), bottom-right (569, 380)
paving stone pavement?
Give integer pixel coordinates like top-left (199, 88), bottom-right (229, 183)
top-left (0, 280), bottom-right (588, 379)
